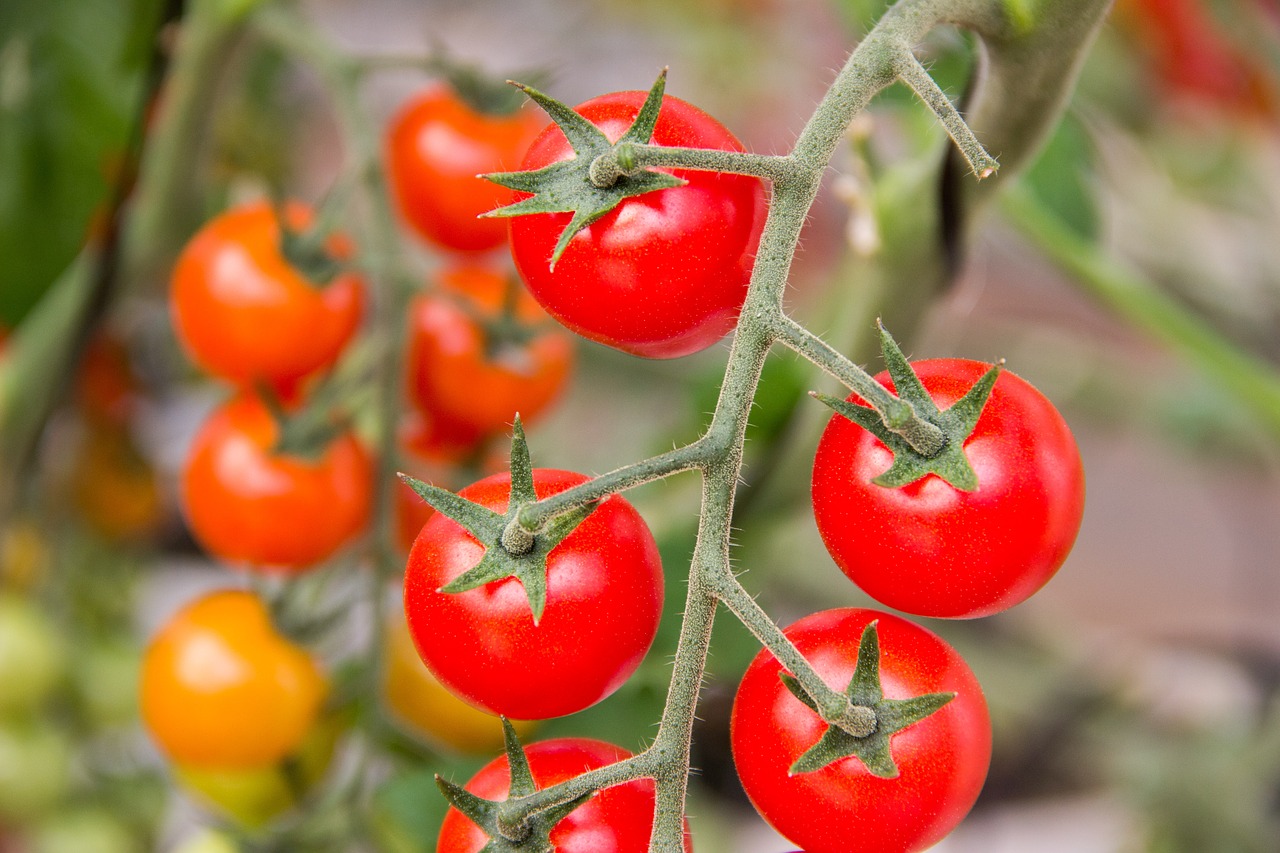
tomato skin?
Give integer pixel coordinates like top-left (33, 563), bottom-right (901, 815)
top-left (508, 91), bottom-right (767, 359)
top-left (731, 608), bottom-right (991, 853)
top-left (812, 360), bottom-right (1085, 619)
top-left (405, 264), bottom-right (573, 435)
top-left (403, 469), bottom-right (663, 720)
top-left (382, 616), bottom-right (536, 753)
top-left (181, 394), bottom-right (373, 572)
top-left (437, 738), bottom-right (691, 853)
top-left (139, 590), bottom-right (327, 769)
top-left (170, 201), bottom-right (364, 389)
top-left (387, 85), bottom-right (543, 253)
top-left (0, 593), bottom-right (65, 716)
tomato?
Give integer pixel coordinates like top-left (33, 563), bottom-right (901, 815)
top-left (406, 263), bottom-right (574, 437)
top-left (169, 830), bottom-right (240, 853)
top-left (174, 712), bottom-right (341, 828)
top-left (0, 593), bottom-right (65, 716)
top-left (139, 589), bottom-right (327, 768)
top-left (69, 424), bottom-right (165, 544)
top-left (0, 520), bottom-right (50, 591)
top-left (382, 615), bottom-right (535, 753)
top-left (73, 333), bottom-right (137, 426)
top-left (71, 638), bottom-right (140, 728)
top-left (180, 394), bottom-right (373, 572)
top-left (437, 738), bottom-right (691, 853)
top-left (170, 200), bottom-right (365, 390)
top-left (0, 720), bottom-right (72, 821)
top-left (26, 807), bottom-right (138, 853)
top-left (404, 469), bottom-right (663, 720)
top-left (508, 90), bottom-right (767, 359)
top-left (731, 608), bottom-right (990, 853)
top-left (811, 359), bottom-right (1085, 619)
top-left (387, 84), bottom-right (544, 253)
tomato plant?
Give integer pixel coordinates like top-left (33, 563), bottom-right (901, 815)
top-left (403, 468), bottom-right (663, 720)
top-left (386, 84), bottom-right (544, 253)
top-left (139, 589), bottom-right (327, 769)
top-left (437, 738), bottom-right (691, 853)
top-left (811, 359), bottom-right (1085, 619)
top-left (731, 608), bottom-right (991, 853)
top-left (507, 90), bottom-right (767, 359)
top-left (180, 393), bottom-right (373, 572)
top-left (405, 263), bottom-right (573, 436)
top-left (381, 616), bottom-right (535, 753)
top-left (170, 200), bottom-right (365, 391)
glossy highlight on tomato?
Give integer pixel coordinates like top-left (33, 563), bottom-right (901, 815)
top-left (406, 264), bottom-right (573, 436)
top-left (508, 90), bottom-right (767, 359)
top-left (139, 590), bottom-right (326, 769)
top-left (170, 200), bottom-right (364, 390)
top-left (403, 469), bottom-right (663, 720)
top-left (436, 738), bottom-right (691, 853)
top-left (181, 394), bottom-right (373, 572)
top-left (731, 608), bottom-right (991, 853)
top-left (387, 85), bottom-right (543, 252)
top-left (812, 359), bottom-right (1085, 619)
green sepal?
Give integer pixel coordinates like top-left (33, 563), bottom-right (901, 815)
top-left (435, 720), bottom-right (594, 852)
top-left (816, 323), bottom-right (1001, 491)
top-left (482, 70), bottom-right (686, 268)
top-left (400, 417), bottom-right (598, 625)
top-left (781, 622), bottom-right (956, 778)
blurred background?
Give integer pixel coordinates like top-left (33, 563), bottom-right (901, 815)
top-left (2, 0), bottom-right (1280, 850)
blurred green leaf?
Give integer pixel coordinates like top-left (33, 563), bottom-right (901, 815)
top-left (0, 0), bottom-right (157, 326)
top-left (1020, 111), bottom-right (1099, 241)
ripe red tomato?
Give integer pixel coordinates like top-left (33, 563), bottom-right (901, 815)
top-left (436, 738), bottom-right (691, 853)
top-left (508, 90), bottom-right (767, 359)
top-left (731, 608), bottom-right (991, 853)
top-left (139, 590), bottom-right (327, 769)
top-left (811, 359), bottom-right (1085, 619)
top-left (403, 469), bottom-right (663, 720)
top-left (386, 85), bottom-right (544, 253)
top-left (170, 200), bottom-right (365, 391)
top-left (405, 264), bottom-right (573, 436)
top-left (181, 394), bottom-right (373, 572)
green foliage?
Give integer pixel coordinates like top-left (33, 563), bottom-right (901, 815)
top-left (0, 0), bottom-right (157, 326)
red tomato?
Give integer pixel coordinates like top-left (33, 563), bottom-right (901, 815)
top-left (387, 85), bottom-right (544, 253)
top-left (437, 738), bottom-right (691, 853)
top-left (170, 201), bottom-right (365, 391)
top-left (811, 359), bottom-right (1085, 618)
top-left (731, 608), bottom-right (991, 853)
top-left (139, 590), bottom-right (327, 769)
top-left (73, 334), bottom-right (137, 425)
top-left (181, 394), bottom-right (373, 572)
top-left (508, 91), bottom-right (767, 359)
top-left (403, 469), bottom-right (663, 720)
top-left (405, 264), bottom-right (573, 436)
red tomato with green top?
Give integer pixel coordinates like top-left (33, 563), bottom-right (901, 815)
top-left (436, 738), bottom-right (691, 852)
top-left (811, 359), bottom-right (1085, 619)
top-left (508, 91), bottom-right (767, 359)
top-left (387, 85), bottom-right (544, 252)
top-left (731, 608), bottom-right (991, 853)
top-left (403, 469), bottom-right (662, 720)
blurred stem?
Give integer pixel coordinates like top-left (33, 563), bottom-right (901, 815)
top-left (1004, 187), bottom-right (1280, 441)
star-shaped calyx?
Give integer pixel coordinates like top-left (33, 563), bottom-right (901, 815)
top-left (780, 622), bottom-right (954, 777)
top-left (481, 70), bottom-right (686, 268)
top-left (814, 323), bottom-right (1002, 491)
top-left (399, 416), bottom-right (596, 624)
top-left (436, 719), bottom-right (592, 852)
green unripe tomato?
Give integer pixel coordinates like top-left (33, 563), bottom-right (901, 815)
top-left (28, 807), bottom-right (138, 853)
top-left (72, 638), bottom-right (140, 728)
top-left (0, 593), bottom-right (65, 716)
top-left (0, 719), bottom-right (72, 820)
top-left (170, 829), bottom-right (241, 853)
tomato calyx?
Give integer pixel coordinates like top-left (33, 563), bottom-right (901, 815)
top-left (482, 70), bottom-right (687, 267)
top-left (271, 195), bottom-right (347, 287)
top-left (815, 323), bottom-right (1001, 491)
top-left (435, 720), bottom-right (592, 851)
top-left (779, 621), bottom-right (954, 778)
top-left (400, 418), bottom-right (597, 624)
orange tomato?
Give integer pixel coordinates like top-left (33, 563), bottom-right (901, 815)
top-left (70, 425), bottom-right (164, 543)
top-left (170, 201), bottom-right (365, 392)
top-left (405, 264), bottom-right (573, 436)
top-left (180, 394), bottom-right (373, 572)
top-left (140, 590), bottom-right (326, 769)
